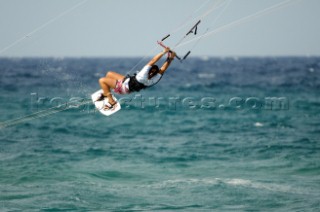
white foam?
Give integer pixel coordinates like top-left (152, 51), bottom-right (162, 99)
top-left (226, 178), bottom-right (251, 185)
top-left (309, 68), bottom-right (315, 73)
top-left (254, 122), bottom-right (264, 127)
top-left (145, 178), bottom-right (302, 194)
top-left (198, 73), bottom-right (216, 79)
top-left (225, 178), bottom-right (295, 193)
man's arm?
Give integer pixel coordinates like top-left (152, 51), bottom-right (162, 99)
top-left (159, 51), bottom-right (176, 75)
top-left (147, 47), bottom-right (170, 66)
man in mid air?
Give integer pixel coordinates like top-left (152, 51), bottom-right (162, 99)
top-left (97, 47), bottom-right (176, 110)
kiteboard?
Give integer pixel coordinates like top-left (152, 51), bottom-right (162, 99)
top-left (91, 89), bottom-right (121, 116)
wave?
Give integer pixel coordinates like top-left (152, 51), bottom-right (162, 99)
top-left (143, 177), bottom-right (307, 194)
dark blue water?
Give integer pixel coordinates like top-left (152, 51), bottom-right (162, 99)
top-left (1, 57), bottom-right (319, 211)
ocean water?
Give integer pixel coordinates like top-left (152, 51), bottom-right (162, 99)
top-left (0, 57), bottom-right (319, 211)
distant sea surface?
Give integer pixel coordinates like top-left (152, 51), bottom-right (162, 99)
top-left (0, 57), bottom-right (319, 211)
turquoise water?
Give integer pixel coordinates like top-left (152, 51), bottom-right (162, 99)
top-left (0, 57), bottom-right (319, 211)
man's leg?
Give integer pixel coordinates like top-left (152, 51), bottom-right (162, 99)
top-left (106, 71), bottom-right (125, 81)
top-left (98, 77), bottom-right (117, 104)
top-left (98, 71), bottom-right (125, 105)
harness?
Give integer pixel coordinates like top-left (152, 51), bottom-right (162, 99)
top-left (125, 73), bottom-right (163, 92)
top-left (127, 74), bottom-right (147, 92)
